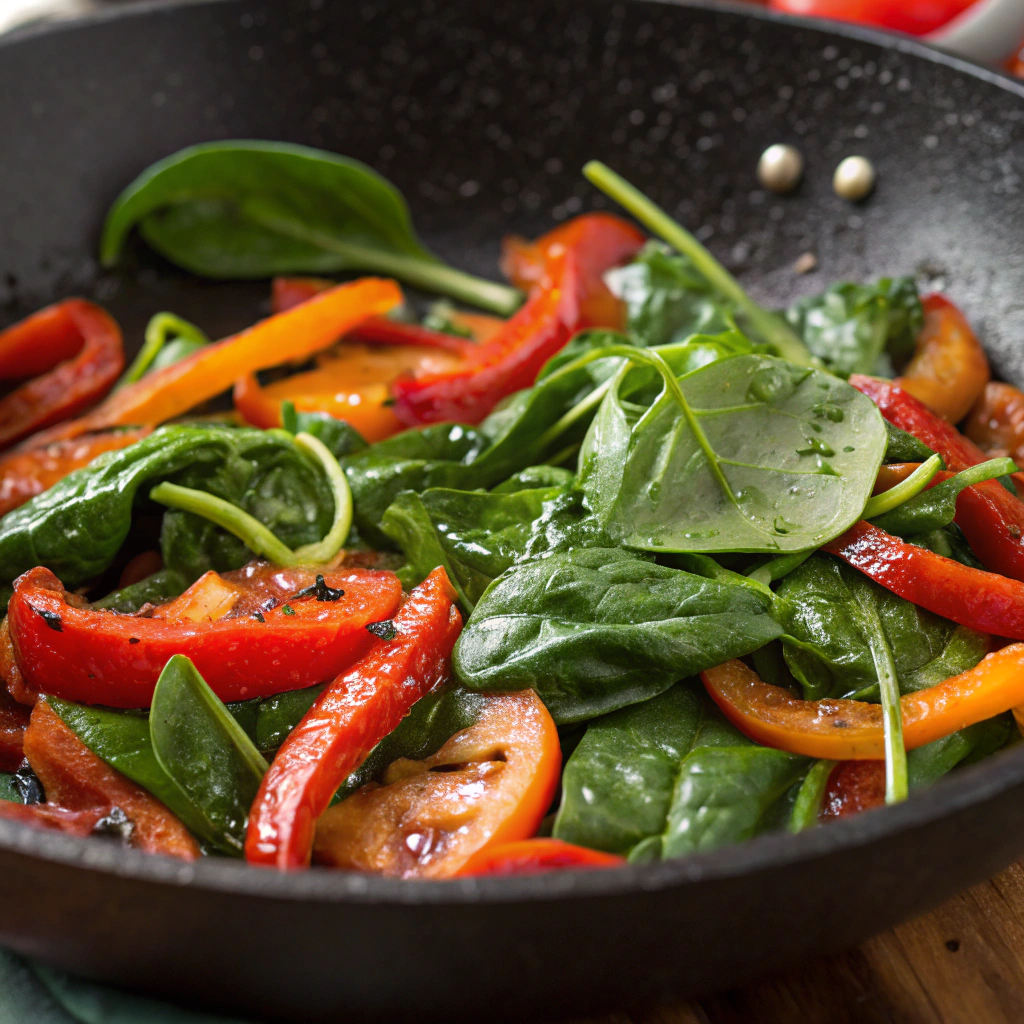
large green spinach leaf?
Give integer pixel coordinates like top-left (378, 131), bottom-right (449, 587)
top-left (452, 547), bottom-right (783, 723)
top-left (554, 682), bottom-right (807, 857)
top-left (787, 278), bottom-right (923, 378)
top-left (776, 555), bottom-right (990, 701)
top-left (579, 353), bottom-right (888, 555)
top-left (100, 141), bottom-right (520, 315)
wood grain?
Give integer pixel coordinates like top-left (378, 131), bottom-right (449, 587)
top-left (565, 862), bottom-right (1024, 1024)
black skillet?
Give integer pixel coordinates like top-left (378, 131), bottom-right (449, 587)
top-left (1, 1), bottom-right (1024, 1021)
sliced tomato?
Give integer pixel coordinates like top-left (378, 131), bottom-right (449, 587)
top-left (313, 690), bottom-right (561, 879)
top-left (457, 838), bottom-right (624, 876)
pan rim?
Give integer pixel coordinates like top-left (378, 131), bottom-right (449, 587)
top-left (1, 0), bottom-right (1023, 907)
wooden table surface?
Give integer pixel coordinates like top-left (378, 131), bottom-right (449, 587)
top-left (567, 861), bottom-right (1024, 1024)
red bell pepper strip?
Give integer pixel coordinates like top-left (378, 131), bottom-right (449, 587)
top-left (245, 567), bottom-right (462, 870)
top-left (26, 278), bottom-right (402, 448)
top-left (702, 647), bottom-right (1024, 760)
top-left (0, 617), bottom-right (35, 707)
top-left (0, 800), bottom-right (113, 838)
top-left (456, 838), bottom-right (625, 877)
top-left (391, 257), bottom-right (582, 426)
top-left (0, 428), bottom-right (151, 518)
top-left (821, 761), bottom-right (886, 821)
top-left (852, 374), bottom-right (1024, 582)
top-left (0, 300), bottom-right (124, 450)
top-left (0, 683), bottom-right (29, 772)
top-left (23, 699), bottom-right (200, 859)
top-left (501, 212), bottom-right (646, 330)
top-left (7, 565), bottom-right (404, 707)
top-left (824, 520), bottom-right (1024, 640)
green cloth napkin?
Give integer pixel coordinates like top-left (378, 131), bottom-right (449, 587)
top-left (0, 950), bottom-right (248, 1024)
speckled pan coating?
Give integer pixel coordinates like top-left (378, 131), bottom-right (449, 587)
top-left (1, 2), bottom-right (1024, 1021)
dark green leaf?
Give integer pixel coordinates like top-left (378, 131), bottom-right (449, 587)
top-left (280, 402), bottom-right (368, 460)
top-left (150, 656), bottom-right (267, 854)
top-left (92, 569), bottom-right (188, 614)
top-left (912, 524), bottom-right (986, 569)
top-left (453, 547), bottom-right (783, 723)
top-left (579, 353), bottom-right (888, 554)
top-left (554, 681), bottom-right (807, 857)
top-left (0, 772), bottom-right (19, 803)
top-left (787, 278), bottom-right (923, 378)
top-left (255, 684), bottom-right (324, 754)
top-left (885, 421), bottom-right (938, 464)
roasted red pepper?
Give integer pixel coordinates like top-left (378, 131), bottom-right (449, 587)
top-left (456, 838), bottom-right (624, 877)
top-left (23, 699), bottom-right (200, 859)
top-left (391, 257), bottom-right (581, 426)
top-left (0, 428), bottom-right (151, 518)
top-left (0, 683), bottom-right (29, 772)
top-left (246, 567), bottom-right (462, 870)
top-left (0, 800), bottom-right (113, 838)
top-left (501, 212), bottom-right (646, 330)
top-left (7, 565), bottom-right (404, 707)
top-left (825, 520), bottom-right (1024, 640)
top-left (852, 374), bottom-right (1024, 582)
top-left (0, 300), bottom-right (124, 450)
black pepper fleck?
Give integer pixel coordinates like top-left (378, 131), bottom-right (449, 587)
top-left (128, 637), bottom-right (140, 645)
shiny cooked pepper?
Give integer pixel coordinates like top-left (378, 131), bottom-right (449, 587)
top-left (702, 648), bottom-right (1024, 760)
top-left (0, 684), bottom-right (29, 771)
top-left (7, 565), bottom-right (404, 707)
top-left (0, 428), bottom-right (152, 518)
top-left (27, 278), bottom-right (402, 447)
top-left (0, 800), bottom-right (114, 838)
top-left (246, 567), bottom-right (462, 870)
top-left (456, 838), bottom-right (624, 877)
top-left (0, 300), bottom-right (124, 450)
top-left (820, 761), bottom-right (886, 821)
top-left (852, 374), bottom-right (1024, 582)
top-left (23, 699), bottom-right (200, 859)
top-left (501, 212), bottom-right (646, 330)
top-left (824, 520), bottom-right (1024, 640)
top-left (391, 257), bottom-right (582, 426)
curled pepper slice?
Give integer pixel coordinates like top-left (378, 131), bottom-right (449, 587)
top-left (456, 838), bottom-right (623, 877)
top-left (246, 567), bottom-right (462, 870)
top-left (853, 374), bottom-right (1024, 582)
top-left (29, 277), bottom-right (402, 446)
top-left (0, 300), bottom-right (124, 450)
top-left (7, 565), bottom-right (403, 707)
top-left (702, 650), bottom-right (1024, 760)
top-left (0, 800), bottom-right (114, 838)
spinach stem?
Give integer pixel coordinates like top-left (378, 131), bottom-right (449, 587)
top-left (583, 161), bottom-right (816, 367)
top-left (118, 312), bottom-right (208, 388)
top-left (862, 454), bottom-right (942, 519)
top-left (746, 549), bottom-right (815, 586)
top-left (252, 211), bottom-right (523, 316)
top-left (851, 588), bottom-right (908, 804)
top-left (150, 432), bottom-right (352, 567)
top-left (789, 760), bottom-right (836, 832)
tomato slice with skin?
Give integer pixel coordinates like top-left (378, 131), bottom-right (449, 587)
top-left (313, 690), bottom-right (561, 879)
top-left (457, 838), bottom-right (624, 877)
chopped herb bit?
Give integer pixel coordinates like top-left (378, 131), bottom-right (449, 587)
top-left (282, 605), bottom-right (295, 616)
top-left (365, 619), bottom-right (398, 641)
top-left (292, 574), bottom-right (345, 603)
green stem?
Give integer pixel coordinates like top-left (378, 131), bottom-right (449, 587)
top-left (118, 313), bottom-right (208, 388)
top-left (789, 760), bottom-right (836, 832)
top-left (862, 454), bottom-right (942, 520)
top-left (583, 161), bottom-right (815, 367)
top-left (535, 379), bottom-right (613, 453)
top-left (746, 549), bottom-right (815, 587)
top-left (950, 457), bottom-right (1018, 491)
top-left (252, 210), bottom-right (523, 317)
top-left (150, 432), bottom-right (352, 567)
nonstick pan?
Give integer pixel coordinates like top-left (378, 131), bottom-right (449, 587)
top-left (1, 1), bottom-right (1024, 1021)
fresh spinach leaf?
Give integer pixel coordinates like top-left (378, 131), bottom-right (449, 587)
top-left (908, 716), bottom-right (1015, 790)
top-left (100, 141), bottom-right (520, 315)
top-left (554, 681), bottom-right (807, 857)
top-left (254, 685), bottom-right (325, 754)
top-left (912, 524), bottom-right (986, 569)
top-left (149, 655), bottom-right (267, 854)
top-left (579, 353), bottom-right (888, 555)
top-left (787, 278), bottom-right (923, 378)
top-left (280, 402), bottom-right (368, 460)
top-left (0, 772), bottom-right (19, 803)
top-left (92, 569), bottom-right (188, 614)
top-left (776, 555), bottom-right (989, 701)
top-left (885, 421), bottom-right (938, 464)
top-left (491, 466), bottom-right (575, 494)
top-left (453, 547), bottom-right (783, 722)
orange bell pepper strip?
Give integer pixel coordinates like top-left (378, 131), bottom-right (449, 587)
top-left (852, 374), bottom-right (1024, 582)
top-left (246, 567), bottom-right (462, 870)
top-left (457, 838), bottom-right (624, 877)
top-left (391, 257), bottom-right (581, 426)
top-left (702, 648), bottom-right (1024, 760)
top-left (23, 699), bottom-right (200, 859)
top-left (7, 565), bottom-right (404, 707)
top-left (27, 278), bottom-right (402, 447)
top-left (501, 212), bottom-right (646, 330)
top-left (0, 300), bottom-right (124, 450)
top-left (0, 428), bottom-right (151, 518)
top-left (0, 800), bottom-right (114, 838)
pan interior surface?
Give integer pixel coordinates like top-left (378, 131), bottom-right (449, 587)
top-left (0, 1), bottom-right (1024, 1020)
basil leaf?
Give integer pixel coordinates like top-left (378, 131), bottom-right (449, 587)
top-left (453, 548), bottom-right (783, 723)
top-left (100, 141), bottom-right (519, 315)
top-left (579, 353), bottom-right (888, 555)
top-left (554, 682), bottom-right (807, 857)
top-left (787, 278), bottom-right (923, 378)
